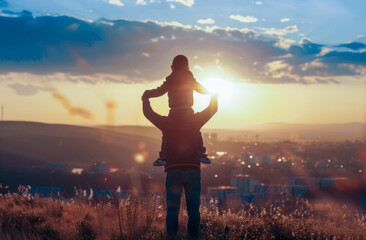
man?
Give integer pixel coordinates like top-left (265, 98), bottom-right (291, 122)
top-left (142, 93), bottom-right (217, 239)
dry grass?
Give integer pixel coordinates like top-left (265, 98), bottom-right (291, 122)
top-left (0, 186), bottom-right (365, 239)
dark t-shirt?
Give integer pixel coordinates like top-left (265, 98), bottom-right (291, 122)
top-left (143, 70), bottom-right (209, 108)
top-left (143, 95), bottom-right (217, 171)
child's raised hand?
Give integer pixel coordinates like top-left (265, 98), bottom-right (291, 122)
top-left (141, 90), bottom-right (149, 101)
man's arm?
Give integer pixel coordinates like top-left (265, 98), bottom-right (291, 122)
top-left (142, 81), bottom-right (168, 99)
top-left (193, 81), bottom-right (211, 95)
top-left (142, 97), bottom-right (167, 131)
top-left (195, 94), bottom-right (218, 128)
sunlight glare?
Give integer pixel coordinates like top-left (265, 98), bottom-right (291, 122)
top-left (202, 76), bottom-right (234, 99)
top-left (195, 75), bottom-right (241, 109)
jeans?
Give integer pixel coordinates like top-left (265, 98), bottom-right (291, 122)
top-left (166, 169), bottom-right (201, 239)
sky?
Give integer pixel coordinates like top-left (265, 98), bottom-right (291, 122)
top-left (0, 0), bottom-right (365, 128)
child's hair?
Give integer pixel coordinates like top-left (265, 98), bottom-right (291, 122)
top-left (172, 55), bottom-right (189, 70)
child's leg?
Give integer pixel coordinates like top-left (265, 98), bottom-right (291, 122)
top-left (199, 131), bottom-right (211, 164)
top-left (159, 134), bottom-right (167, 159)
top-left (198, 131), bottom-right (206, 154)
top-left (153, 134), bottom-right (167, 166)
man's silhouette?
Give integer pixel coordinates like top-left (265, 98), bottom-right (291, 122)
top-left (142, 93), bottom-right (217, 239)
top-left (143, 55), bottom-right (211, 167)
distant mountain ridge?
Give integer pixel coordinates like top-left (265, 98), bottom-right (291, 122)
top-left (98, 122), bottom-right (366, 142)
top-left (0, 121), bottom-right (160, 170)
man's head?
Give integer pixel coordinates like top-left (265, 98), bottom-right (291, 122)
top-left (171, 55), bottom-right (189, 71)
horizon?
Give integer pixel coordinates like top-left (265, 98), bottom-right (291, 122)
top-left (2, 119), bottom-right (366, 129)
top-left (1, 120), bottom-right (365, 143)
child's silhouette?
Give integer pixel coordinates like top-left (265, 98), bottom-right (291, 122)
top-left (142, 55), bottom-right (211, 166)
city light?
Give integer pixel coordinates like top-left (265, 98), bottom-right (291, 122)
top-left (134, 153), bottom-right (145, 163)
top-left (71, 168), bottom-right (84, 174)
top-left (216, 152), bottom-right (226, 156)
top-left (109, 168), bottom-right (119, 173)
top-left (214, 174), bottom-right (218, 178)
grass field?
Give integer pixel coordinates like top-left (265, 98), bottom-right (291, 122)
top-left (0, 186), bottom-right (365, 240)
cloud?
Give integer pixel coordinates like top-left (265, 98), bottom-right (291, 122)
top-left (256, 25), bottom-right (298, 36)
top-left (284, 25), bottom-right (298, 33)
top-left (170, 4), bottom-right (175, 8)
top-left (8, 83), bottom-right (52, 96)
top-left (255, 1), bottom-right (262, 5)
top-left (105, 100), bottom-right (117, 125)
top-left (103, 0), bottom-right (124, 7)
top-left (230, 15), bottom-right (258, 23)
top-left (280, 18), bottom-right (290, 22)
top-left (166, 0), bottom-right (194, 7)
top-left (315, 78), bottom-right (339, 84)
top-left (337, 42), bottom-right (366, 50)
top-left (51, 91), bottom-right (94, 119)
top-left (197, 18), bottom-right (215, 25)
top-left (0, 12), bottom-right (365, 85)
top-left (136, 0), bottom-right (147, 5)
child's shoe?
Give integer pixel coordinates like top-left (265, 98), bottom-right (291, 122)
top-left (200, 154), bottom-right (211, 164)
top-left (153, 158), bottom-right (167, 167)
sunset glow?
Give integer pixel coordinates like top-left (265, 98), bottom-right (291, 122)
top-left (0, 0), bottom-right (364, 128)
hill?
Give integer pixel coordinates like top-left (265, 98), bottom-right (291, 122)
top-left (0, 121), bottom-right (160, 170)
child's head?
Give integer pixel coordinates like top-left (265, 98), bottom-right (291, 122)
top-left (171, 55), bottom-right (189, 71)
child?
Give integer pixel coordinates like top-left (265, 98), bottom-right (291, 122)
top-left (142, 55), bottom-right (211, 166)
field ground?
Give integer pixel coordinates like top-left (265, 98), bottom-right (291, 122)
top-left (0, 187), bottom-right (366, 240)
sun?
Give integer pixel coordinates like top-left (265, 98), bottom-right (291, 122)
top-left (201, 76), bottom-right (235, 99)
top-left (193, 75), bottom-right (239, 110)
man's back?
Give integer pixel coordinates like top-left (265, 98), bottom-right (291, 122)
top-left (164, 109), bottom-right (202, 171)
top-left (142, 95), bottom-right (218, 171)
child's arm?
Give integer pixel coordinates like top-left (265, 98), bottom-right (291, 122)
top-left (142, 81), bottom-right (168, 99)
top-left (194, 81), bottom-right (211, 95)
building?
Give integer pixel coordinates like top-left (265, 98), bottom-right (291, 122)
top-left (210, 133), bottom-right (218, 145)
top-left (231, 174), bottom-right (258, 194)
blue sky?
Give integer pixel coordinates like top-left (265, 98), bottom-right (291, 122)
top-left (1, 0), bottom-right (365, 85)
top-left (3, 0), bottom-right (366, 45)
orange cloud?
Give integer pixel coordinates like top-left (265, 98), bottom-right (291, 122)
top-left (51, 91), bottom-right (94, 120)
